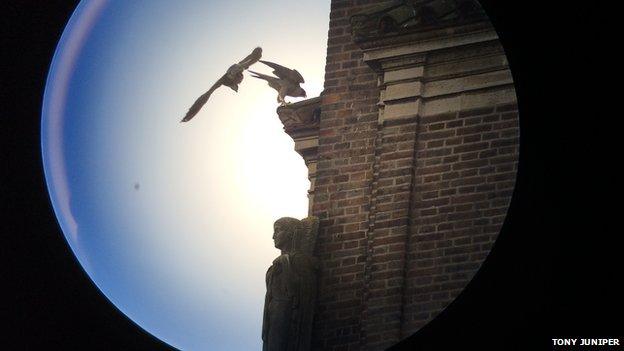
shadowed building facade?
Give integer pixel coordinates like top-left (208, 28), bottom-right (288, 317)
top-left (276, 1), bottom-right (519, 349)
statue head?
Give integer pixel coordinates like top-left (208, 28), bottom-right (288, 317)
top-left (273, 217), bottom-right (300, 252)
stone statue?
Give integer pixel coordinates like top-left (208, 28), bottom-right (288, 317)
top-left (262, 216), bottom-right (319, 351)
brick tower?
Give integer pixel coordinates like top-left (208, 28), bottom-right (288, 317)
top-left (277, 1), bottom-right (519, 349)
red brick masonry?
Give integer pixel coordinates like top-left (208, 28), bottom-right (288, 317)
top-left (308, 1), bottom-right (519, 349)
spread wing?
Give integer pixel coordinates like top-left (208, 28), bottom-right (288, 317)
top-left (181, 76), bottom-right (224, 122)
top-left (237, 47), bottom-right (262, 70)
top-left (248, 70), bottom-right (282, 91)
top-left (260, 60), bottom-right (305, 84)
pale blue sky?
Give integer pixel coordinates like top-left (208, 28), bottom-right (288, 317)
top-left (42, 0), bottom-right (330, 349)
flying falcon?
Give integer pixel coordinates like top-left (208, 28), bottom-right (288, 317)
top-left (248, 60), bottom-right (306, 104)
top-left (181, 47), bottom-right (263, 122)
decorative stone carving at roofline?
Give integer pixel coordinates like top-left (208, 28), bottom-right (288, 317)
top-left (350, 0), bottom-right (487, 44)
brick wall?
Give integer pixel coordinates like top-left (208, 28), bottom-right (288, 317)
top-left (310, 1), bottom-right (519, 350)
top-left (312, 1), bottom-right (380, 349)
top-left (401, 103), bottom-right (519, 334)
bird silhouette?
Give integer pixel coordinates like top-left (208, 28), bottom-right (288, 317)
top-left (259, 60), bottom-right (305, 84)
top-left (248, 61), bottom-right (306, 105)
top-left (181, 47), bottom-right (262, 122)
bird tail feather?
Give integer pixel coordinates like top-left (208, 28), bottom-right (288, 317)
top-left (247, 70), bottom-right (273, 81)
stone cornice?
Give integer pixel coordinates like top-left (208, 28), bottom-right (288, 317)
top-left (356, 19), bottom-right (492, 51)
top-left (360, 23), bottom-right (498, 71)
top-left (349, 8), bottom-right (515, 124)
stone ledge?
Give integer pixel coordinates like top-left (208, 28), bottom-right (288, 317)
top-left (276, 96), bottom-right (321, 137)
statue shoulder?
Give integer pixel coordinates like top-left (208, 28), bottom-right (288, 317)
top-left (271, 254), bottom-right (291, 267)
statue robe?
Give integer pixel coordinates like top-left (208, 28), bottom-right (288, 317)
top-left (262, 253), bottom-right (318, 351)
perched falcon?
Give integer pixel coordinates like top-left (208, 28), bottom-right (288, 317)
top-left (259, 60), bottom-right (305, 84)
top-left (181, 47), bottom-right (262, 122)
top-left (248, 61), bottom-right (306, 104)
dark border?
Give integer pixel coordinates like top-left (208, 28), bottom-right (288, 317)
top-left (1, 1), bottom-right (619, 350)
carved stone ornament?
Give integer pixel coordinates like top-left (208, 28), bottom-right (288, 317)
top-left (276, 97), bottom-right (321, 135)
top-left (350, 0), bottom-right (486, 42)
top-left (262, 217), bottom-right (320, 351)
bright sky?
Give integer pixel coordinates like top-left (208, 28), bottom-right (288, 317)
top-left (41, 0), bottom-right (330, 349)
